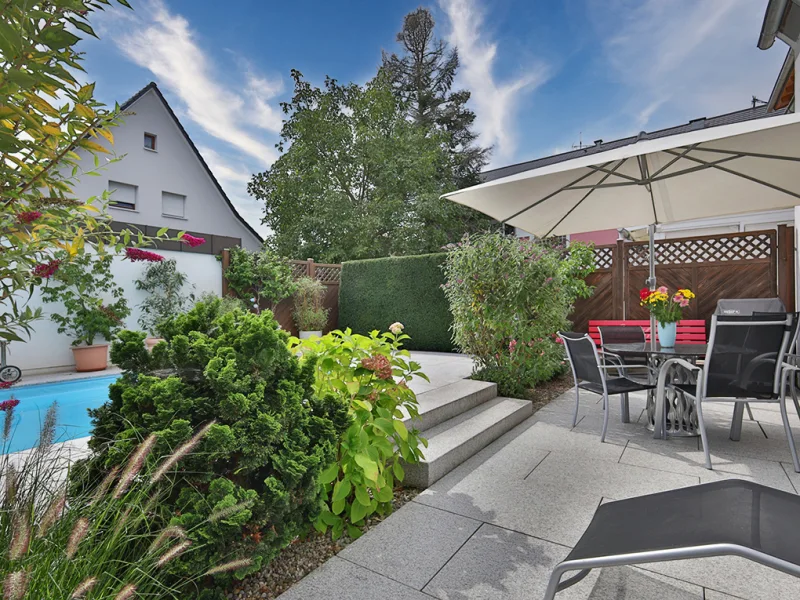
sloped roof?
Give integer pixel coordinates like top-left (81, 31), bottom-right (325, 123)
top-left (120, 82), bottom-right (263, 243)
top-left (481, 105), bottom-right (789, 183)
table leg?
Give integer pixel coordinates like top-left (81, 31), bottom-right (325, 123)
top-left (730, 402), bottom-right (745, 441)
top-left (621, 392), bottom-right (630, 423)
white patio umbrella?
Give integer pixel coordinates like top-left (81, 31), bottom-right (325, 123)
top-left (443, 111), bottom-right (800, 300)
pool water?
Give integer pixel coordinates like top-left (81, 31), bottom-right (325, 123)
top-left (0, 375), bottom-right (119, 453)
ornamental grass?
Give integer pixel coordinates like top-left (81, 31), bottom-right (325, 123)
top-left (0, 402), bottom-right (251, 599)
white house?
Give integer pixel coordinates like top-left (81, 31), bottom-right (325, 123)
top-left (73, 81), bottom-right (262, 251)
top-left (13, 82), bottom-right (263, 374)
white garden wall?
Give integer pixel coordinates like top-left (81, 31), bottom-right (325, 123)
top-left (11, 250), bottom-right (222, 374)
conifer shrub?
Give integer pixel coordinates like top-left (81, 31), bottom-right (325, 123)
top-left (77, 297), bottom-right (348, 583)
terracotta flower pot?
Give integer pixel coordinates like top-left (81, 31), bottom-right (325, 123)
top-left (72, 344), bottom-right (109, 372)
top-left (145, 337), bottom-right (164, 351)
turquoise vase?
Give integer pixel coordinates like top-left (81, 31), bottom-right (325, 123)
top-left (657, 321), bottom-right (677, 347)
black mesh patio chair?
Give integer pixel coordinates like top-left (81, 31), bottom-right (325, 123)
top-left (656, 313), bottom-right (800, 473)
top-left (598, 325), bottom-right (648, 373)
top-left (559, 332), bottom-right (656, 441)
top-left (543, 479), bottom-right (800, 600)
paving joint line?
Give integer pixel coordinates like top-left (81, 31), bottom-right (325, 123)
top-left (617, 440), bottom-right (630, 463)
top-left (335, 554), bottom-right (438, 595)
top-left (523, 450), bottom-right (551, 480)
top-left (418, 523), bottom-right (482, 591)
top-left (780, 461), bottom-right (799, 494)
top-left (410, 497), bottom-right (575, 550)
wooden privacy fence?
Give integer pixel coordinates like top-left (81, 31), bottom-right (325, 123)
top-left (570, 226), bottom-right (795, 333)
top-left (221, 253), bottom-right (342, 336)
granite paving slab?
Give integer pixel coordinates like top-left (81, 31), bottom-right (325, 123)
top-left (338, 502), bottom-right (481, 590)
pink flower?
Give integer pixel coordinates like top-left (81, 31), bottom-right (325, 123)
top-left (180, 233), bottom-right (206, 248)
top-left (0, 397), bottom-right (19, 408)
top-left (679, 299), bottom-right (689, 308)
top-left (657, 286), bottom-right (668, 294)
top-left (16, 211), bottom-right (42, 224)
top-left (508, 339), bottom-right (518, 353)
top-left (32, 259), bottom-right (60, 278)
top-left (125, 248), bottom-right (164, 262)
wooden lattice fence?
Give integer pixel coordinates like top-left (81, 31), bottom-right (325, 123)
top-left (570, 226), bottom-right (795, 332)
top-left (221, 253), bottom-right (342, 335)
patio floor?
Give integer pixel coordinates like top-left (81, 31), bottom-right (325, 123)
top-left (278, 355), bottom-right (800, 599)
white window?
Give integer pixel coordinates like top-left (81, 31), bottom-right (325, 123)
top-left (144, 132), bottom-right (157, 151)
top-left (162, 191), bottom-right (186, 218)
top-left (108, 180), bottom-right (137, 210)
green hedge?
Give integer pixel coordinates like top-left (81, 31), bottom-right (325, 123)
top-left (338, 253), bottom-right (454, 352)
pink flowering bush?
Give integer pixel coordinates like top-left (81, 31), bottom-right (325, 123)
top-left (16, 211), bottom-right (42, 224)
top-left (125, 247), bottom-right (165, 263)
top-left (32, 259), bottom-right (61, 279)
top-left (179, 233), bottom-right (206, 248)
top-left (442, 233), bottom-right (595, 397)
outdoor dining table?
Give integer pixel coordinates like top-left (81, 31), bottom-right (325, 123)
top-left (603, 342), bottom-right (707, 439)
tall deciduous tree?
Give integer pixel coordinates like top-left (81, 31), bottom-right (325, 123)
top-left (381, 7), bottom-right (490, 187)
top-left (248, 70), bottom-right (490, 263)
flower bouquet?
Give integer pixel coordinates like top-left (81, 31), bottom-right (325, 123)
top-left (639, 286), bottom-right (695, 347)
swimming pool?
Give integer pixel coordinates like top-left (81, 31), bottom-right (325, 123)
top-left (0, 375), bottom-right (119, 453)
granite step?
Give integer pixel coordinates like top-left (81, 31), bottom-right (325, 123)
top-left (403, 379), bottom-right (498, 433)
top-left (403, 396), bottom-right (532, 488)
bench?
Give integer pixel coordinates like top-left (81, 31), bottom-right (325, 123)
top-left (588, 319), bottom-right (707, 346)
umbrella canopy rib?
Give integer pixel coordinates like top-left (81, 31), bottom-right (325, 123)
top-left (500, 161), bottom-right (616, 224)
top-left (661, 149), bottom-right (800, 200)
top-left (544, 159), bottom-right (629, 237)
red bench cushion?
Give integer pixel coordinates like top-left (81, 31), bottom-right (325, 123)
top-left (588, 319), bottom-right (706, 346)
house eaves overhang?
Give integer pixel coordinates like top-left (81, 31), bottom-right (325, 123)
top-left (759, 0), bottom-right (792, 49)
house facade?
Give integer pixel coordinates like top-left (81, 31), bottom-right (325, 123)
top-left (70, 82), bottom-right (262, 252)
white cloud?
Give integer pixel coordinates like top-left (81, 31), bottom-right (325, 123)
top-left (113, 0), bottom-right (280, 164)
top-left (439, 0), bottom-right (549, 165)
top-left (196, 145), bottom-right (252, 187)
top-left (587, 0), bottom-right (785, 130)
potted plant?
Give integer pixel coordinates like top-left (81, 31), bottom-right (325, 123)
top-left (135, 258), bottom-right (194, 350)
top-left (293, 276), bottom-right (329, 339)
top-left (639, 286), bottom-right (695, 347)
top-left (41, 251), bottom-right (130, 371)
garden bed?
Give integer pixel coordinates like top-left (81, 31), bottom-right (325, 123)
top-left (526, 371), bottom-right (574, 413)
top-left (226, 487), bottom-right (419, 600)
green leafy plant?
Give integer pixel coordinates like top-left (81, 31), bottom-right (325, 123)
top-left (441, 233), bottom-right (595, 397)
top-left (293, 276), bottom-right (329, 332)
top-left (224, 246), bottom-right (297, 311)
top-left (40, 250), bottom-right (130, 346)
top-left (0, 0), bottom-right (178, 343)
top-left (135, 258), bottom-right (195, 336)
top-left (288, 325), bottom-right (428, 540)
top-left (0, 402), bottom-right (250, 599)
top-left (78, 296), bottom-right (347, 583)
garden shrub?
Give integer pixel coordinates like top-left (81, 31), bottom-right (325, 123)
top-left (338, 253), bottom-right (453, 351)
top-left (441, 233), bottom-right (595, 397)
top-left (223, 246), bottom-right (297, 311)
top-left (135, 258), bottom-right (195, 336)
top-left (289, 325), bottom-right (428, 540)
top-left (78, 296), bottom-right (348, 586)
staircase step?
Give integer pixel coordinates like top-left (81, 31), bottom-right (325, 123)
top-left (403, 397), bottom-right (532, 488)
top-left (403, 379), bottom-right (498, 433)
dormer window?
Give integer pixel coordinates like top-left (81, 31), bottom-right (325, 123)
top-left (144, 132), bottom-right (157, 151)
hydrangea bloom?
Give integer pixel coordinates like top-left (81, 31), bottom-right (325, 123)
top-left (16, 211), bottom-right (42, 224)
top-left (389, 322), bottom-right (404, 335)
top-left (180, 233), bottom-right (206, 248)
top-left (360, 354), bottom-right (393, 380)
top-left (125, 248), bottom-right (164, 262)
top-left (32, 259), bottom-right (61, 278)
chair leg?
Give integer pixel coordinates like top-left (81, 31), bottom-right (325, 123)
top-left (620, 392), bottom-right (630, 424)
top-left (780, 387), bottom-right (800, 474)
top-left (745, 402), bottom-right (755, 421)
top-left (601, 393), bottom-right (610, 443)
top-left (572, 384), bottom-right (580, 428)
top-left (791, 376), bottom-right (800, 421)
top-left (696, 398), bottom-right (713, 470)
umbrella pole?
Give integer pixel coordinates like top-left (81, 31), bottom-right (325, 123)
top-left (648, 224), bottom-right (657, 350)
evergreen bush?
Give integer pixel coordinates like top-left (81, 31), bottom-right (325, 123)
top-left (77, 296), bottom-right (348, 584)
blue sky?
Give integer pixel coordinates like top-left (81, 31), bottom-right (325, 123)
top-left (80, 0), bottom-right (788, 235)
